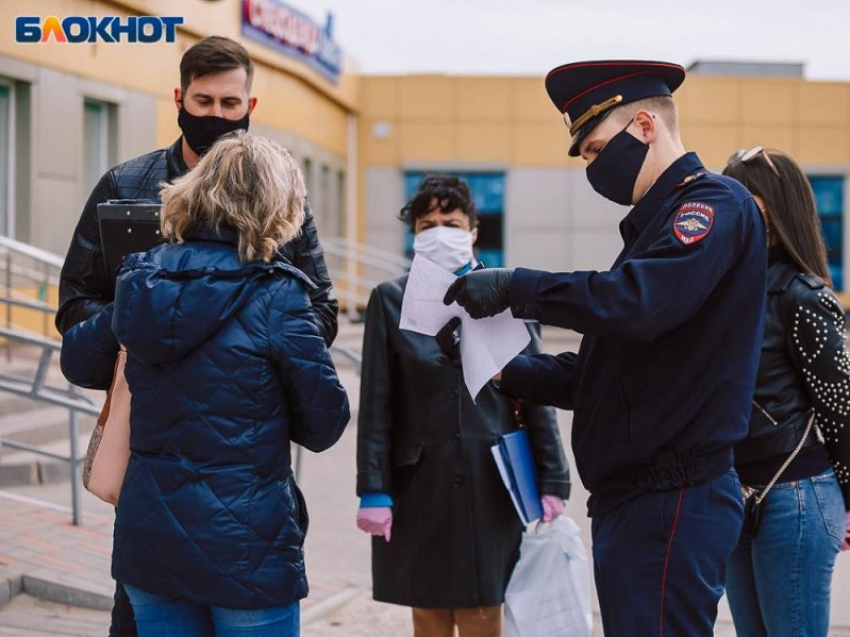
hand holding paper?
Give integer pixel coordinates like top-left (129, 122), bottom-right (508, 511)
top-left (400, 255), bottom-right (530, 400)
top-left (444, 268), bottom-right (514, 319)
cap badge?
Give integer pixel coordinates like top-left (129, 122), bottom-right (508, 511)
top-left (567, 95), bottom-right (624, 136)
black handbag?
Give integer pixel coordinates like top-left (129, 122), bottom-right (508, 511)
top-left (740, 410), bottom-right (815, 538)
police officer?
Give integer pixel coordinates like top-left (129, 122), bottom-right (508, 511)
top-left (444, 60), bottom-right (767, 635)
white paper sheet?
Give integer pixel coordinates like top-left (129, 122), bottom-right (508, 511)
top-left (400, 255), bottom-right (531, 401)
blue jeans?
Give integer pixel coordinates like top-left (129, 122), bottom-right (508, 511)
top-left (726, 468), bottom-right (845, 637)
top-left (124, 584), bottom-right (299, 637)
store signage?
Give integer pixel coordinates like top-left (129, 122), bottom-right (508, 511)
top-left (241, 0), bottom-right (342, 84)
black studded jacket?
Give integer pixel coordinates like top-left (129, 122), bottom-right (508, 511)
top-left (737, 248), bottom-right (850, 506)
top-left (56, 137), bottom-right (338, 352)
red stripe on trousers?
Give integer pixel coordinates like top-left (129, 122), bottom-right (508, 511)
top-left (659, 488), bottom-right (684, 637)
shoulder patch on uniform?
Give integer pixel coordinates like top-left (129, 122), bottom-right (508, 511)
top-left (673, 202), bottom-right (714, 245)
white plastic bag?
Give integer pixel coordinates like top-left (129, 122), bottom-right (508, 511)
top-left (504, 516), bottom-right (592, 637)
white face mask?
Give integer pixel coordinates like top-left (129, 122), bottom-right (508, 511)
top-left (413, 226), bottom-right (474, 272)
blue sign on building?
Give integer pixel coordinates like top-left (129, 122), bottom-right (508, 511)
top-left (241, 0), bottom-right (342, 84)
top-left (809, 175), bottom-right (845, 290)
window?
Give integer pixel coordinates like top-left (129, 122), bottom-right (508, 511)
top-left (809, 176), bottom-right (845, 290)
top-left (83, 99), bottom-right (116, 204)
top-left (0, 82), bottom-right (13, 237)
top-left (403, 171), bottom-right (506, 267)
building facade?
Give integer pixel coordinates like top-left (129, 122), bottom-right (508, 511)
top-left (0, 0), bottom-right (356, 257)
top-left (359, 72), bottom-right (850, 288)
top-left (1, 1), bottom-right (849, 291)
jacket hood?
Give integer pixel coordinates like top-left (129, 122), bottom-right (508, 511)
top-left (112, 239), bottom-right (314, 366)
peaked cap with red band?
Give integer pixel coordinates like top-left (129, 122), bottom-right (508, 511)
top-left (545, 60), bottom-right (686, 157)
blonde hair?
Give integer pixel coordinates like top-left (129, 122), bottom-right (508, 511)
top-left (160, 132), bottom-right (306, 263)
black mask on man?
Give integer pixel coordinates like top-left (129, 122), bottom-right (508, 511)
top-left (585, 120), bottom-right (649, 206)
top-left (177, 106), bottom-right (250, 156)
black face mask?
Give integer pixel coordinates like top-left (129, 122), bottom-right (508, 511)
top-left (177, 106), bottom-right (250, 156)
top-left (585, 120), bottom-right (649, 206)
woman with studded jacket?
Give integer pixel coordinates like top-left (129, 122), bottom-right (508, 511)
top-left (723, 147), bottom-right (850, 637)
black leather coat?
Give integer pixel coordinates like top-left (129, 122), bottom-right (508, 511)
top-left (357, 275), bottom-right (570, 608)
top-left (55, 137), bottom-right (338, 354)
top-left (737, 252), bottom-right (850, 505)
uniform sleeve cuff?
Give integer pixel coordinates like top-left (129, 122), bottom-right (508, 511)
top-left (359, 493), bottom-right (394, 508)
top-left (510, 268), bottom-right (545, 320)
top-left (500, 355), bottom-right (532, 398)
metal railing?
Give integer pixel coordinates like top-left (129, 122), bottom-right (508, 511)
top-left (321, 236), bottom-right (410, 319)
top-left (0, 327), bottom-right (100, 526)
top-left (0, 237), bottom-right (93, 524)
top-left (0, 234), bottom-right (64, 351)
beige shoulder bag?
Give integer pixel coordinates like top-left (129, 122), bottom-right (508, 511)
top-left (82, 350), bottom-right (131, 505)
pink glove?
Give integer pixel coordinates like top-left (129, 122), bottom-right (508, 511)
top-left (356, 507), bottom-right (392, 541)
top-left (841, 511), bottom-right (850, 552)
top-left (540, 495), bottom-right (565, 523)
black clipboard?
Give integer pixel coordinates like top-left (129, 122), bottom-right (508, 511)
top-left (97, 200), bottom-right (165, 278)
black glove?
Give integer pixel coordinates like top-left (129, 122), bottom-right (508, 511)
top-left (436, 316), bottom-right (462, 361)
top-left (443, 268), bottom-right (514, 319)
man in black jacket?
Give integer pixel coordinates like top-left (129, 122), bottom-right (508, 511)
top-left (56, 35), bottom-right (338, 343)
top-left (56, 35), bottom-right (338, 636)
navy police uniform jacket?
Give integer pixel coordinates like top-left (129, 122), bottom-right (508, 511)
top-left (501, 152), bottom-right (767, 516)
top-left (60, 227), bottom-right (350, 608)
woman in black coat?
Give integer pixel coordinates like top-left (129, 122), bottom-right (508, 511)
top-left (355, 175), bottom-right (571, 636)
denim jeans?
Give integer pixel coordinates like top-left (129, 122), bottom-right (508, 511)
top-left (726, 468), bottom-right (845, 637)
top-left (124, 584), bottom-right (300, 637)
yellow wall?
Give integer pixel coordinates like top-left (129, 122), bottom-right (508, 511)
top-left (4, 0), bottom-right (850, 248)
top-left (360, 73), bottom-right (850, 170)
top-left (358, 73), bottom-right (850, 242)
top-left (0, 0), bottom-right (356, 156)
top-left (677, 77), bottom-right (850, 168)
top-left (356, 75), bottom-right (578, 238)
top-left (359, 75), bottom-right (577, 170)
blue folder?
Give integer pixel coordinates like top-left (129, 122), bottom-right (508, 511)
top-left (493, 430), bottom-right (543, 525)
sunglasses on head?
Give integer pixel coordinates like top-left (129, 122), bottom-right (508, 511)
top-left (728, 146), bottom-right (780, 177)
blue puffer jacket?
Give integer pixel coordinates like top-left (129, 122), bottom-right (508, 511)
top-left (61, 226), bottom-right (350, 609)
